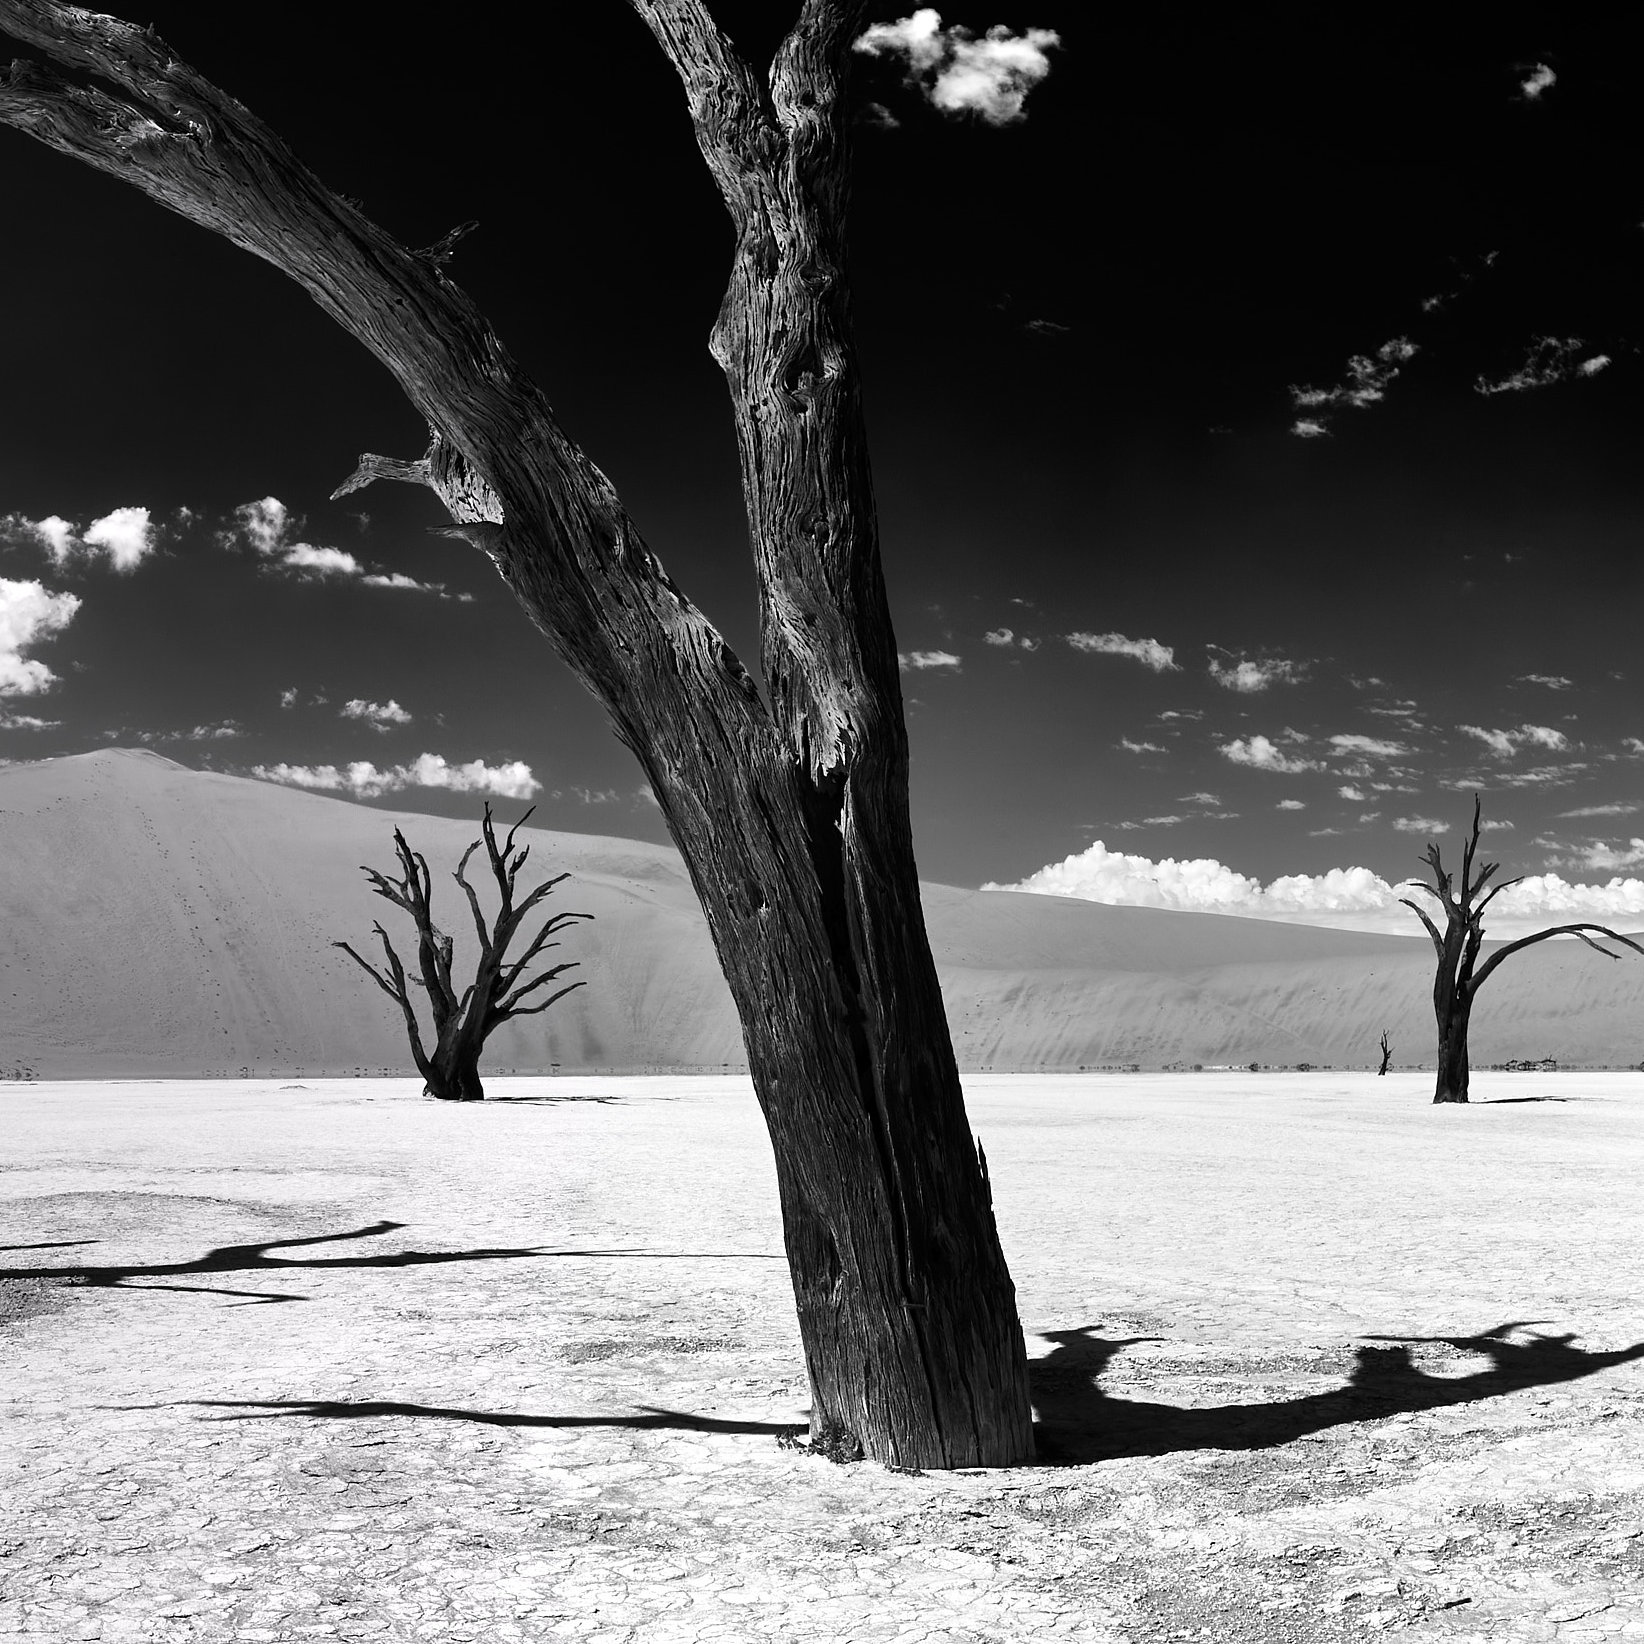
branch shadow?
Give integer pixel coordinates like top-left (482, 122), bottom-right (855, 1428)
top-left (1030, 1321), bottom-right (1644, 1464)
top-left (0, 1221), bottom-right (778, 1306)
top-left (1477, 1096), bottom-right (1573, 1104)
top-left (163, 1397), bottom-right (794, 1436)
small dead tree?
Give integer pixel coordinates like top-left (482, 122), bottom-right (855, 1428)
top-left (335, 806), bottom-right (589, 1102)
top-left (1399, 796), bottom-right (1642, 1104)
top-left (1377, 1030), bottom-right (1392, 1076)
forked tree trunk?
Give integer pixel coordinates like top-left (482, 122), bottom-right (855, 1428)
top-left (0, 1), bottom-right (1036, 1466)
top-left (425, 1041), bottom-right (486, 1103)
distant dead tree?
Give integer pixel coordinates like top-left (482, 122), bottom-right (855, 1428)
top-left (1399, 796), bottom-right (1642, 1103)
top-left (1377, 1030), bottom-right (1392, 1076)
top-left (335, 806), bottom-right (589, 1102)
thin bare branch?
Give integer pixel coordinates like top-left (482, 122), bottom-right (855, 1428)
top-left (1398, 898), bottom-right (1446, 959)
top-left (1473, 922), bottom-right (1644, 992)
top-left (497, 978), bottom-right (586, 1023)
top-left (330, 449), bottom-right (433, 501)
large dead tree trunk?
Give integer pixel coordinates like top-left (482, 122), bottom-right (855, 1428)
top-left (0, 0), bottom-right (1036, 1466)
top-left (1399, 796), bottom-right (1642, 1104)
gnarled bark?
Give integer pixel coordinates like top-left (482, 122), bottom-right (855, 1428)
top-left (0, 0), bottom-right (1036, 1466)
top-left (1399, 796), bottom-right (1642, 1104)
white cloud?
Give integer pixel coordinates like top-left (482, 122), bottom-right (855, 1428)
top-left (1475, 337), bottom-right (1610, 397)
top-left (1119, 737), bottom-right (1165, 754)
top-left (1290, 337), bottom-right (1418, 434)
top-left (1179, 791), bottom-right (1220, 805)
top-left (853, 10), bottom-right (1060, 126)
top-left (1277, 799), bottom-right (1306, 810)
top-left (179, 721), bottom-right (241, 741)
top-left (0, 709), bottom-right (57, 730)
top-left (252, 753), bottom-right (540, 801)
top-left (223, 497), bottom-right (447, 591)
top-left (279, 687), bottom-right (300, 709)
top-left (988, 839), bottom-right (1644, 937)
top-left (1208, 654), bottom-right (1302, 693)
top-left (1459, 722), bottom-right (1570, 756)
top-left (1339, 784), bottom-right (1367, 801)
top-left (5, 507), bottom-right (155, 571)
top-left (983, 628), bottom-right (1015, 646)
top-left (1625, 738), bottom-right (1644, 757)
top-left (1065, 631), bottom-right (1178, 671)
top-left (0, 578), bottom-right (81, 696)
top-left (1519, 62), bottom-right (1556, 100)
top-left (1328, 734), bottom-right (1408, 759)
top-left (1392, 816), bottom-right (1449, 834)
top-left (82, 507), bottom-right (155, 572)
top-left (1518, 673), bottom-right (1573, 690)
top-left (341, 697), bottom-right (412, 731)
top-left (1559, 803), bottom-right (1638, 819)
top-left (898, 649), bottom-right (961, 670)
top-left (1219, 735), bottom-right (1321, 773)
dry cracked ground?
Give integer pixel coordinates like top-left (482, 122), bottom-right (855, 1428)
top-left (1, 1071), bottom-right (1642, 1643)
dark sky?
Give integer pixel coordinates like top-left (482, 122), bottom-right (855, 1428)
top-left (2, 3), bottom-right (1642, 935)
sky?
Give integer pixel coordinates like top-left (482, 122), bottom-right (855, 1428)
top-left (2, 4), bottom-right (1642, 939)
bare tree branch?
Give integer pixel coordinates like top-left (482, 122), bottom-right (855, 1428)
top-left (1398, 898), bottom-right (1446, 958)
top-left (1473, 923), bottom-right (1644, 991)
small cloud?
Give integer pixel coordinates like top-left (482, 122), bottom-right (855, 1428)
top-left (0, 577), bottom-right (81, 696)
top-left (1559, 802), bottom-right (1638, 818)
top-left (341, 697), bottom-right (413, 732)
top-left (279, 687), bottom-right (300, 709)
top-left (1219, 735), bottom-right (1322, 774)
top-left (1277, 799), bottom-right (1306, 810)
top-left (853, 10), bottom-right (1061, 127)
top-left (1518, 62), bottom-right (1556, 101)
top-left (1024, 318), bottom-right (1070, 336)
top-left (1338, 785), bottom-right (1367, 801)
top-left (1207, 652), bottom-right (1304, 693)
top-left (82, 507), bottom-right (156, 572)
top-left (224, 497), bottom-right (449, 592)
top-left (1290, 338), bottom-right (1418, 436)
top-left (1066, 631), bottom-right (1178, 672)
top-left (1328, 734), bottom-right (1409, 759)
top-left (1179, 791), bottom-right (1221, 805)
top-left (0, 709), bottom-right (58, 730)
top-left (4, 507), bottom-right (155, 571)
top-left (634, 786), bottom-right (660, 808)
top-left (1140, 814), bottom-right (1186, 827)
top-left (983, 627), bottom-right (1016, 647)
top-left (1625, 738), bottom-right (1644, 757)
top-left (1517, 673), bottom-right (1573, 690)
top-left (898, 649), bottom-right (961, 671)
top-left (1475, 337), bottom-right (1610, 397)
top-left (1459, 722), bottom-right (1569, 756)
top-left (1392, 816), bottom-right (1449, 834)
top-left (856, 100), bottom-right (900, 130)
top-left (1549, 838), bottom-right (1644, 872)
top-left (1119, 737), bottom-right (1166, 754)
top-left (177, 720), bottom-right (242, 742)
top-left (253, 753), bottom-right (540, 801)
top-left (572, 786), bottom-right (622, 805)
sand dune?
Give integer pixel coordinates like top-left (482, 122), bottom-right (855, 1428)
top-left (2, 749), bottom-right (1640, 1076)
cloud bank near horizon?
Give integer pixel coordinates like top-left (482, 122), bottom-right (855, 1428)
top-left (252, 753), bottom-right (539, 801)
top-left (985, 839), bottom-right (1644, 938)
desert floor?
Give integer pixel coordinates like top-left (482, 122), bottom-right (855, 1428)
top-left (2, 1072), bottom-right (1642, 1643)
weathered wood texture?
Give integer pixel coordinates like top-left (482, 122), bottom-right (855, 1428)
top-left (1399, 797), bottom-right (1643, 1103)
top-left (0, 0), bottom-right (1035, 1465)
top-left (334, 806), bottom-right (588, 1102)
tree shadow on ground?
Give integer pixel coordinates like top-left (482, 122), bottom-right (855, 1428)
top-left (167, 1397), bottom-right (794, 1437)
top-left (0, 1221), bottom-right (779, 1306)
top-left (1477, 1096), bottom-right (1573, 1104)
top-left (1030, 1322), bottom-right (1644, 1463)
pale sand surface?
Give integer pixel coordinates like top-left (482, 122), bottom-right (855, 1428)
top-left (2, 1072), bottom-right (1642, 1641)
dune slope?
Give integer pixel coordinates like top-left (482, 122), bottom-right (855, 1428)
top-left (2, 750), bottom-right (1640, 1075)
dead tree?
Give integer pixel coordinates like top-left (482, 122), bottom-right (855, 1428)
top-left (1377, 1030), bottom-right (1392, 1076)
top-left (0, 2), bottom-right (1038, 1465)
top-left (1399, 796), bottom-right (1642, 1103)
top-left (334, 806), bottom-right (588, 1103)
